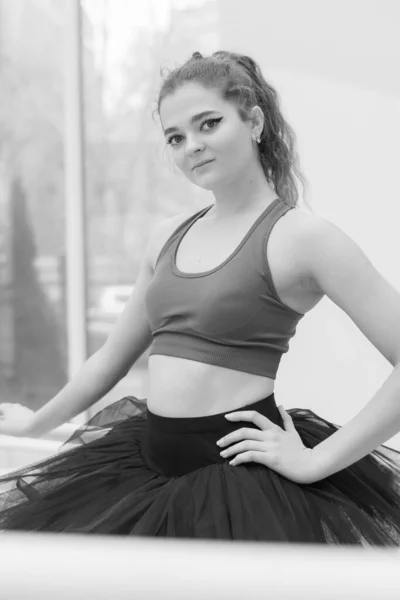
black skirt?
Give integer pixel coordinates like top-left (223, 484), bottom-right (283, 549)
top-left (1, 392), bottom-right (400, 544)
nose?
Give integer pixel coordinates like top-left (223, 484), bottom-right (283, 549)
top-left (185, 134), bottom-right (205, 156)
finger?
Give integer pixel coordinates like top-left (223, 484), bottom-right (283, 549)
top-left (224, 410), bottom-right (277, 431)
top-left (229, 450), bottom-right (269, 467)
top-left (217, 427), bottom-right (264, 448)
top-left (278, 406), bottom-right (296, 432)
top-left (220, 439), bottom-right (267, 459)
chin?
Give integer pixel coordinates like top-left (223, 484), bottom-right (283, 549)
top-left (192, 180), bottom-right (217, 191)
top-left (187, 172), bottom-right (218, 190)
top-left (191, 170), bottom-right (228, 190)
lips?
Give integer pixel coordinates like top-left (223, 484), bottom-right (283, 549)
top-left (192, 159), bottom-right (214, 170)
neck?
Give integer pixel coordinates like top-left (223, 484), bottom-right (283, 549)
top-left (208, 161), bottom-right (277, 220)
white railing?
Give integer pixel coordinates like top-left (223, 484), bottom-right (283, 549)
top-left (0, 425), bottom-right (78, 474)
top-left (0, 533), bottom-right (399, 599)
top-left (0, 436), bottom-right (59, 474)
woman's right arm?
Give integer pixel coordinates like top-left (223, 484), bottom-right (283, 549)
top-left (0, 217), bottom-right (178, 439)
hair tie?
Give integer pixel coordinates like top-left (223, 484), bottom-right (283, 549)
top-left (192, 51), bottom-right (203, 60)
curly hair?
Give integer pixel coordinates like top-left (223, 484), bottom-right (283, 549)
top-left (155, 50), bottom-right (310, 210)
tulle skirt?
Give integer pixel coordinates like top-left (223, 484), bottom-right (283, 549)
top-left (1, 392), bottom-right (400, 544)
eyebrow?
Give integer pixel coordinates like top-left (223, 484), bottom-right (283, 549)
top-left (163, 110), bottom-right (220, 136)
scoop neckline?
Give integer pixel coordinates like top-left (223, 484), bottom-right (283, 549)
top-left (172, 197), bottom-right (282, 278)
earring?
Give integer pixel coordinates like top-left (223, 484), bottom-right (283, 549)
top-left (256, 136), bottom-right (261, 144)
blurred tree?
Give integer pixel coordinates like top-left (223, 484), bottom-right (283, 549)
top-left (11, 178), bottom-right (66, 409)
top-left (0, 0), bottom-right (101, 405)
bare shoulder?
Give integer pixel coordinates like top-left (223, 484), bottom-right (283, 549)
top-left (279, 203), bottom-right (324, 240)
top-left (148, 211), bottom-right (195, 272)
top-left (268, 204), bottom-right (323, 280)
top-left (276, 205), bottom-right (345, 285)
top-left (283, 204), bottom-right (400, 366)
top-left (267, 202), bottom-right (366, 304)
top-left (282, 204), bottom-right (383, 303)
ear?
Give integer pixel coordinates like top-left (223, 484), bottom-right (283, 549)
top-left (249, 105), bottom-right (264, 139)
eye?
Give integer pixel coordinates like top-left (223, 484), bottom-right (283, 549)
top-left (201, 117), bottom-right (223, 131)
top-left (166, 117), bottom-right (223, 146)
top-left (166, 134), bottom-right (183, 146)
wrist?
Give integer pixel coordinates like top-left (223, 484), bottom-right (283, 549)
top-left (24, 416), bottom-right (44, 438)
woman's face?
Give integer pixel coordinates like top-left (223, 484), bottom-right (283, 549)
top-left (159, 82), bottom-right (260, 190)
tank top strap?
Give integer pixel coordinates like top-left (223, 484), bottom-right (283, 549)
top-left (256, 198), bottom-right (296, 303)
top-left (261, 197), bottom-right (295, 238)
top-left (154, 205), bottom-right (213, 270)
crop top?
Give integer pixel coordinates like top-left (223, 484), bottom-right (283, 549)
top-left (144, 196), bottom-right (306, 379)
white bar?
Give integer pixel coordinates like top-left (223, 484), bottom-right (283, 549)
top-left (64, 0), bottom-right (87, 381)
top-left (0, 435), bottom-right (59, 453)
top-left (0, 533), bottom-right (399, 599)
top-left (0, 434), bottom-right (61, 476)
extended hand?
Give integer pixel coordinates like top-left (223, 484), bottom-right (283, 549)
top-left (0, 403), bottom-right (35, 437)
top-left (216, 405), bottom-right (321, 484)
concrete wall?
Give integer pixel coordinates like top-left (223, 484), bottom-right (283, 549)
top-left (219, 0), bottom-right (400, 446)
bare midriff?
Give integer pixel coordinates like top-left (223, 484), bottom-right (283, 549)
top-left (144, 200), bottom-right (313, 419)
top-left (146, 354), bottom-right (275, 418)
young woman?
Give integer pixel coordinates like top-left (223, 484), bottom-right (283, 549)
top-left (1, 50), bottom-right (400, 544)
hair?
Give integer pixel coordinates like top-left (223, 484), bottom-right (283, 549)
top-left (155, 50), bottom-right (311, 210)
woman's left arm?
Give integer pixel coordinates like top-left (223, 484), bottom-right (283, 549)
top-left (299, 214), bottom-right (400, 481)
